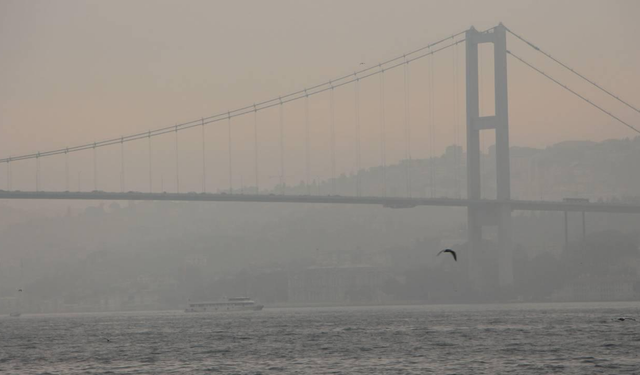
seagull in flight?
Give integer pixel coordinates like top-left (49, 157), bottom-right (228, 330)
top-left (437, 249), bottom-right (457, 261)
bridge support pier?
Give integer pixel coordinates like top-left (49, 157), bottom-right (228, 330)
top-left (564, 210), bottom-right (587, 250)
top-left (564, 211), bottom-right (569, 250)
top-left (465, 24), bottom-right (513, 288)
top-left (582, 211), bottom-right (586, 241)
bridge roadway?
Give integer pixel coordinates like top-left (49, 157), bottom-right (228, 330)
top-left (1, 190), bottom-right (640, 214)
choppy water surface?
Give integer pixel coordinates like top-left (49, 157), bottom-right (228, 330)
top-left (2, 303), bottom-right (640, 374)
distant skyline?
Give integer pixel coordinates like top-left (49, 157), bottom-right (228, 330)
top-left (1, 0), bottom-right (639, 195)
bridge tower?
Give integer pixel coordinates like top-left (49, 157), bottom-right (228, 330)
top-left (465, 24), bottom-right (513, 287)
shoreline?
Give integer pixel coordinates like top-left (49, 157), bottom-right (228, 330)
top-left (5, 299), bottom-right (640, 317)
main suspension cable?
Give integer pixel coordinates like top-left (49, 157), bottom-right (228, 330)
top-left (0, 34), bottom-right (466, 164)
top-left (506, 27), bottom-right (640, 116)
top-left (508, 51), bottom-right (640, 135)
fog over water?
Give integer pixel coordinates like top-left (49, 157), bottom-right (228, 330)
top-left (2, 0), bottom-right (640, 373)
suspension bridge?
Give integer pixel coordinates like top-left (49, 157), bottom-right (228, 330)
top-left (2, 23), bottom-right (640, 287)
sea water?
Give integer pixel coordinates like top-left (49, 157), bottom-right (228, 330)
top-left (1, 302), bottom-right (639, 374)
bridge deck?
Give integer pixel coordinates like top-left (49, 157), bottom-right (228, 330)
top-left (1, 190), bottom-right (639, 214)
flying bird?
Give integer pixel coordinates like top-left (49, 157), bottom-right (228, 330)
top-left (437, 249), bottom-right (457, 261)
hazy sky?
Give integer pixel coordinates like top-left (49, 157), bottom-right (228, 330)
top-left (1, 0), bottom-right (639, 194)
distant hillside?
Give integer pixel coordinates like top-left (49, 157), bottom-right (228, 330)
top-left (271, 136), bottom-right (640, 202)
top-left (3, 136), bottom-right (640, 308)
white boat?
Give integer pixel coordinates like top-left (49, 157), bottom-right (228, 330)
top-left (184, 297), bottom-right (264, 313)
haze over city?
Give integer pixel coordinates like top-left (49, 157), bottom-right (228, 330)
top-left (1, 1), bottom-right (640, 373)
